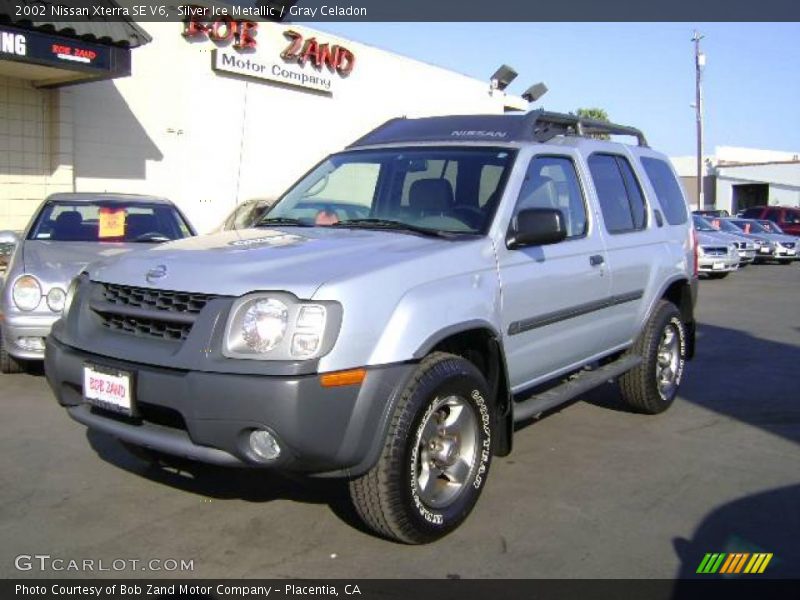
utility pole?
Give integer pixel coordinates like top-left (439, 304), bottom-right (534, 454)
top-left (693, 31), bottom-right (705, 211)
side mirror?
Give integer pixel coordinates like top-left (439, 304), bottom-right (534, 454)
top-left (506, 208), bottom-right (567, 249)
top-left (0, 230), bottom-right (19, 246)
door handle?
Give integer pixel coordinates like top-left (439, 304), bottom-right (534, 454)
top-left (589, 254), bottom-right (605, 266)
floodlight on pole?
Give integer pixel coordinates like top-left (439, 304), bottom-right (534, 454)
top-left (522, 82), bottom-right (548, 103)
top-left (490, 65), bottom-right (518, 92)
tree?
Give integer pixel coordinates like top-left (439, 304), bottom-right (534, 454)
top-left (576, 107), bottom-right (610, 139)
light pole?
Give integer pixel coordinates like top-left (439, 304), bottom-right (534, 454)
top-left (693, 31), bottom-right (705, 211)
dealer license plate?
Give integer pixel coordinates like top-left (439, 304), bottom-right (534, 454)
top-left (712, 262), bottom-right (724, 270)
top-left (83, 363), bottom-right (134, 416)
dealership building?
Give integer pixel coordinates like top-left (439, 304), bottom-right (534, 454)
top-left (1, 9), bottom-right (525, 233)
top-left (671, 147), bottom-right (800, 214)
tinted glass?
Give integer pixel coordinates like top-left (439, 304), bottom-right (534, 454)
top-left (588, 154), bottom-right (634, 232)
top-left (266, 148), bottom-right (515, 234)
top-left (28, 201), bottom-right (193, 243)
top-left (641, 157), bottom-right (688, 225)
top-left (515, 156), bottom-right (587, 238)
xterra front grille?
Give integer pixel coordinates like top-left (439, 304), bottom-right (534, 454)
top-left (91, 283), bottom-right (216, 342)
top-left (101, 283), bottom-right (212, 315)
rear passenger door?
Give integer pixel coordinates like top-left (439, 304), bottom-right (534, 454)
top-left (498, 153), bottom-right (612, 390)
top-left (586, 153), bottom-right (657, 348)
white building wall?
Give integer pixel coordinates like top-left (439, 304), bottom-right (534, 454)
top-left (715, 163), bottom-right (800, 212)
top-left (69, 22), bottom-right (514, 233)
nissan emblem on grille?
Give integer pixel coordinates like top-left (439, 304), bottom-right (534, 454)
top-left (146, 264), bottom-right (167, 283)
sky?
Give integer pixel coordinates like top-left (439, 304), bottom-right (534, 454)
top-left (315, 22), bottom-right (800, 158)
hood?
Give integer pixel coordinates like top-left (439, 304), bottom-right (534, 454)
top-left (22, 241), bottom-right (142, 287)
top-left (696, 231), bottom-right (733, 247)
top-left (88, 227), bottom-right (472, 298)
top-left (760, 232), bottom-right (797, 243)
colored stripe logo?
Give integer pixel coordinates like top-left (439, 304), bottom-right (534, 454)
top-left (696, 552), bottom-right (773, 574)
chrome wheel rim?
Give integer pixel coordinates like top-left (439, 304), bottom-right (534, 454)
top-left (656, 324), bottom-right (681, 400)
top-left (413, 395), bottom-right (478, 509)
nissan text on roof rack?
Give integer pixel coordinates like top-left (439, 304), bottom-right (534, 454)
top-left (45, 110), bottom-right (698, 543)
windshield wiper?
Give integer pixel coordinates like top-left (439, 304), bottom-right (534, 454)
top-left (255, 217), bottom-right (313, 227)
top-left (332, 218), bottom-right (459, 239)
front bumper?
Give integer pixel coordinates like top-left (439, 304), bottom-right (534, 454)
top-left (45, 336), bottom-right (414, 476)
top-left (2, 312), bottom-right (59, 360)
top-left (698, 255), bottom-right (738, 273)
top-left (737, 249), bottom-right (756, 264)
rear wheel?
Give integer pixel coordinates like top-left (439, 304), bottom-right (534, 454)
top-left (619, 300), bottom-right (686, 414)
top-left (349, 352), bottom-right (493, 544)
top-left (0, 327), bottom-right (24, 374)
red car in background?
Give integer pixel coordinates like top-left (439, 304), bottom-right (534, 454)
top-left (738, 206), bottom-right (800, 236)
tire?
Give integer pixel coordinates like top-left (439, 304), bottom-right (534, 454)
top-left (779, 259), bottom-right (793, 265)
top-left (705, 272), bottom-right (730, 279)
top-left (619, 300), bottom-right (687, 415)
top-left (0, 327), bottom-right (24, 374)
top-left (349, 352), bottom-right (494, 544)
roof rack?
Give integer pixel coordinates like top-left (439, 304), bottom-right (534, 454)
top-left (527, 110), bottom-right (649, 147)
top-left (349, 109), bottom-right (648, 148)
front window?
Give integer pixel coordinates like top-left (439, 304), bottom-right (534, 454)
top-left (263, 147), bottom-right (516, 236)
top-left (28, 201), bottom-right (193, 243)
top-left (730, 219), bottom-right (769, 235)
top-left (758, 220), bottom-right (784, 234)
top-left (692, 215), bottom-right (718, 232)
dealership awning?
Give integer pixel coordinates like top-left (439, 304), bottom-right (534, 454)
top-left (0, 0), bottom-right (151, 86)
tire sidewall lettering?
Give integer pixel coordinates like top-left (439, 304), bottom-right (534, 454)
top-left (407, 376), bottom-right (492, 528)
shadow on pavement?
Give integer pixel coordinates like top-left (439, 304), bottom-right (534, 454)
top-left (583, 322), bottom-right (800, 445)
top-left (86, 429), bottom-right (374, 538)
top-left (671, 483), bottom-right (800, 580)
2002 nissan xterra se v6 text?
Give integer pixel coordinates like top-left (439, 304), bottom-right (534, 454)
top-left (46, 110), bottom-right (698, 543)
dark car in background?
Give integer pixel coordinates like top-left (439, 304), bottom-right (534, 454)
top-left (738, 205), bottom-right (800, 236)
top-left (0, 193), bottom-right (195, 373)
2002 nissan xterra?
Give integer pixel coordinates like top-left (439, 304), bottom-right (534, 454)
top-left (46, 110), bottom-right (698, 543)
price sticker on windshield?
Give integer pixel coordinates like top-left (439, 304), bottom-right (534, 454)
top-left (98, 207), bottom-right (126, 238)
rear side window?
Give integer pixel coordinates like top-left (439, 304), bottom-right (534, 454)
top-left (640, 157), bottom-right (688, 225)
top-left (588, 154), bottom-right (648, 233)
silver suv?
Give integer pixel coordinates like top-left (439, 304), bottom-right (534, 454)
top-left (46, 111), bottom-right (698, 543)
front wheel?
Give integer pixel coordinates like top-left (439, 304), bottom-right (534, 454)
top-left (619, 300), bottom-right (687, 414)
top-left (349, 352), bottom-right (493, 544)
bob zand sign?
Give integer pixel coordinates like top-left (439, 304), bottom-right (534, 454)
top-left (182, 10), bottom-right (356, 94)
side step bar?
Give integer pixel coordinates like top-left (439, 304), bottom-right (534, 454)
top-left (513, 354), bottom-right (642, 423)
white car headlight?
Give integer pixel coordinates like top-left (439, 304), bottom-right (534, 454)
top-left (224, 293), bottom-right (340, 361)
top-left (242, 298), bottom-right (289, 353)
top-left (12, 275), bottom-right (42, 311)
top-left (46, 287), bottom-right (67, 312)
top-left (697, 246), bottom-right (706, 256)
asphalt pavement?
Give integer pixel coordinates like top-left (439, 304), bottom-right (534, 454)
top-left (1, 263), bottom-right (798, 579)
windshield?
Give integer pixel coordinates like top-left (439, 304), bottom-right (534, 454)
top-left (692, 215), bottom-right (718, 232)
top-left (709, 218), bottom-right (740, 233)
top-left (757, 220), bottom-right (785, 234)
top-left (730, 219), bottom-right (768, 235)
top-left (28, 201), bottom-right (193, 243)
top-left (262, 147), bottom-right (516, 235)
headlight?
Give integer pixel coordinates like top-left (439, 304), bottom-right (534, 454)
top-left (46, 287), bottom-right (67, 312)
top-left (12, 275), bottom-right (42, 311)
top-left (697, 246), bottom-right (706, 256)
top-left (224, 293), bottom-right (340, 361)
top-left (242, 298), bottom-right (289, 352)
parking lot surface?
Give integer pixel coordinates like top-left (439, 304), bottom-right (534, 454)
top-left (1, 264), bottom-right (798, 579)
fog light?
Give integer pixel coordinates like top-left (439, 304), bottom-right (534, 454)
top-left (249, 429), bottom-right (281, 461)
top-left (16, 336), bottom-right (45, 352)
